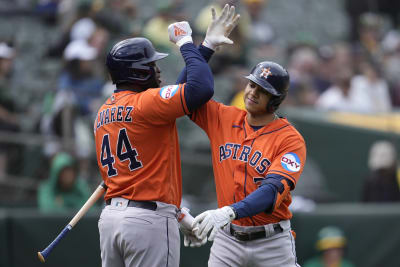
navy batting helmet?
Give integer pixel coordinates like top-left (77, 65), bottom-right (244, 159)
top-left (245, 61), bottom-right (290, 112)
top-left (106, 37), bottom-right (168, 88)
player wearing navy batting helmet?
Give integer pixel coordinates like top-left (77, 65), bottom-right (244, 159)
top-left (174, 4), bottom-right (305, 267)
top-left (95, 5), bottom-right (241, 267)
top-left (106, 37), bottom-right (168, 88)
top-left (245, 61), bottom-right (290, 112)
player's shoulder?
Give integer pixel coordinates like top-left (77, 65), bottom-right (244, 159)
top-left (207, 99), bottom-right (246, 114)
top-left (279, 117), bottom-right (306, 144)
top-left (195, 99), bottom-right (246, 122)
top-left (126, 84), bottom-right (182, 111)
top-left (147, 84), bottom-right (182, 99)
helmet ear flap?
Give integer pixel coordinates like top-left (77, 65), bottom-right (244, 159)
top-left (129, 62), bottom-right (152, 82)
top-left (267, 95), bottom-right (286, 113)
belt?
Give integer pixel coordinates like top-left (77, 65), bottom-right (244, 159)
top-left (105, 199), bottom-right (157, 211)
top-left (230, 223), bottom-right (283, 241)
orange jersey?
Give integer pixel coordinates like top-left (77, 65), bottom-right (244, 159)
top-left (191, 100), bottom-right (306, 226)
top-left (94, 84), bottom-right (189, 207)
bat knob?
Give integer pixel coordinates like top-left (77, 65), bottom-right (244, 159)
top-left (38, 252), bottom-right (46, 263)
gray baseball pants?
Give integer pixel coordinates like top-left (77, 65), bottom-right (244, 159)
top-left (98, 198), bottom-right (180, 267)
top-left (208, 220), bottom-right (300, 267)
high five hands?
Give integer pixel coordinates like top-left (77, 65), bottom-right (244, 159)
top-left (203, 4), bottom-right (241, 50)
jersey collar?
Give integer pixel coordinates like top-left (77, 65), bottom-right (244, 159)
top-left (244, 116), bottom-right (290, 140)
top-left (106, 91), bottom-right (138, 105)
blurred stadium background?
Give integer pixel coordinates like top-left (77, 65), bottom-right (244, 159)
top-left (0, 0), bottom-right (399, 266)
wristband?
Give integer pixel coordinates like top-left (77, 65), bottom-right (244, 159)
top-left (229, 206), bottom-right (238, 220)
top-left (202, 38), bottom-right (216, 51)
top-left (176, 36), bottom-right (193, 47)
top-left (178, 207), bottom-right (194, 229)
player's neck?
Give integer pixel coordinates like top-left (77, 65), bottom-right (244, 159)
top-left (246, 112), bottom-right (277, 127)
top-left (116, 83), bottom-right (147, 92)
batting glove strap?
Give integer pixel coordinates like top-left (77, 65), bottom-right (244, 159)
top-left (202, 38), bottom-right (218, 51)
top-left (177, 36), bottom-right (193, 47)
top-left (177, 207), bottom-right (194, 229)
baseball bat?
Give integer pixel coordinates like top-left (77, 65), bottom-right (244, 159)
top-left (37, 182), bottom-right (107, 263)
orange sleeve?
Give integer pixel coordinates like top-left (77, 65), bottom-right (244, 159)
top-left (267, 137), bottom-right (306, 188)
top-left (190, 100), bottom-right (231, 134)
top-left (268, 179), bottom-right (291, 213)
top-left (136, 84), bottom-right (189, 125)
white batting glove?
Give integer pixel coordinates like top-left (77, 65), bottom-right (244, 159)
top-left (192, 206), bottom-right (236, 241)
top-left (168, 21), bottom-right (193, 47)
top-left (203, 4), bottom-right (240, 50)
top-left (178, 207), bottom-right (207, 247)
top-left (180, 225), bottom-right (208, 247)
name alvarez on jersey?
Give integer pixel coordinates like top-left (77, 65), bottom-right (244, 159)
top-left (94, 106), bottom-right (133, 132)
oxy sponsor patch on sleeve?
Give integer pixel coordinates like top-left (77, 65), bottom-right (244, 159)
top-left (281, 152), bottom-right (301, 172)
top-left (159, 85), bottom-right (179, 99)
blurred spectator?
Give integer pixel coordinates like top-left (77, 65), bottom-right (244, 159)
top-left (37, 152), bottom-right (91, 213)
top-left (381, 29), bottom-right (400, 107)
top-left (315, 68), bottom-right (354, 111)
top-left (303, 226), bottom-right (355, 267)
top-left (332, 42), bottom-right (355, 70)
top-left (0, 42), bottom-right (20, 177)
top-left (70, 17), bottom-right (96, 42)
top-left (349, 58), bottom-right (392, 113)
top-left (58, 39), bottom-right (104, 117)
top-left (88, 25), bottom-right (109, 54)
top-left (316, 56), bottom-right (392, 113)
top-left (47, 0), bottom-right (110, 60)
top-left (354, 13), bottom-right (385, 62)
top-left (345, 0), bottom-right (400, 42)
top-left (194, 0), bottom-right (249, 73)
top-left (243, 0), bottom-right (285, 68)
top-left (242, 0), bottom-right (274, 45)
top-left (35, 0), bottom-right (60, 25)
top-left (41, 39), bottom-right (103, 175)
top-left (142, 0), bottom-right (186, 52)
top-left (92, 0), bottom-right (142, 38)
top-left (0, 42), bottom-right (15, 80)
top-left (312, 45), bottom-right (335, 94)
top-left (47, 0), bottom-right (94, 58)
top-left (285, 45), bottom-right (320, 106)
top-left (362, 140), bottom-right (400, 202)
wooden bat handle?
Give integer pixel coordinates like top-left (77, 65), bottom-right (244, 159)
top-left (37, 182), bottom-right (107, 263)
top-left (69, 183), bottom-right (106, 227)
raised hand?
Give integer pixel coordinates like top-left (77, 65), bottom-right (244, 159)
top-left (203, 4), bottom-right (241, 50)
top-left (168, 21), bottom-right (193, 47)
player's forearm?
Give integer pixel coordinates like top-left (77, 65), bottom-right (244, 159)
top-left (176, 44), bottom-right (215, 84)
top-left (230, 183), bottom-right (277, 219)
top-left (180, 43), bottom-right (214, 111)
top-left (198, 44), bottom-right (215, 62)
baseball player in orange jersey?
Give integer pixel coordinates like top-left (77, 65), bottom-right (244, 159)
top-left (194, 65), bottom-right (305, 267)
top-left (175, 8), bottom-right (306, 266)
top-left (94, 6), bottom-right (240, 267)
